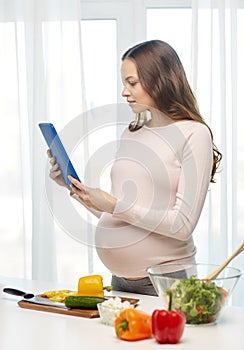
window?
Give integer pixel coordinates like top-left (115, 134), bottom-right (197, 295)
top-left (0, 0), bottom-right (243, 306)
top-left (81, 19), bottom-right (117, 109)
top-left (147, 8), bottom-right (192, 78)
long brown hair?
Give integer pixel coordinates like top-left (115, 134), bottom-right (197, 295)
top-left (122, 40), bottom-right (222, 183)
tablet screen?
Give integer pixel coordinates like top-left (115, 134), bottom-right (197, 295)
top-left (39, 122), bottom-right (81, 189)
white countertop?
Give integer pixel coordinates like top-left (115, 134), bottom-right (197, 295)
top-left (0, 275), bottom-right (243, 350)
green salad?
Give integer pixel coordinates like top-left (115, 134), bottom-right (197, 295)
top-left (170, 275), bottom-right (228, 324)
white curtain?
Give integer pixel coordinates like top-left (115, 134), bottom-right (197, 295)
top-left (0, 0), bottom-right (87, 282)
top-left (190, 0), bottom-right (244, 306)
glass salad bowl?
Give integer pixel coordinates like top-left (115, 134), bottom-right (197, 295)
top-left (147, 262), bottom-right (242, 325)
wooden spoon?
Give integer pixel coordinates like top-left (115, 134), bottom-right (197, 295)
top-left (206, 241), bottom-right (244, 280)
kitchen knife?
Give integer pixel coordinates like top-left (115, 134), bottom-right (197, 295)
top-left (3, 287), bottom-right (68, 309)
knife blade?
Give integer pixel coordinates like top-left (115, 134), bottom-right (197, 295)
top-left (22, 295), bottom-right (68, 309)
top-left (3, 287), bottom-right (68, 309)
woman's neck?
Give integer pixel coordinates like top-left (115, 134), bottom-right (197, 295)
top-left (146, 109), bottom-right (174, 128)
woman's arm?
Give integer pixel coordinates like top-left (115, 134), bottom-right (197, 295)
top-left (112, 124), bottom-right (213, 241)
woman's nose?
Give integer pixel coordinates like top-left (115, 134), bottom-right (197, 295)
top-left (122, 86), bottom-right (130, 97)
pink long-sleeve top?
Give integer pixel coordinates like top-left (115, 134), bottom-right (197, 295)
top-left (95, 120), bottom-right (213, 278)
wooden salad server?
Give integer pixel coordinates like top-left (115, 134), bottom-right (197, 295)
top-left (206, 241), bottom-right (244, 280)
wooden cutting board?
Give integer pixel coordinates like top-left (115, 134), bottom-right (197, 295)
top-left (18, 300), bottom-right (100, 318)
top-left (18, 296), bottom-right (140, 319)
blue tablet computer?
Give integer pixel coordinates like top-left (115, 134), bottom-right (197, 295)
top-left (39, 122), bottom-right (81, 189)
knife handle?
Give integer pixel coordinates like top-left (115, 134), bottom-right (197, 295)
top-left (3, 287), bottom-right (34, 299)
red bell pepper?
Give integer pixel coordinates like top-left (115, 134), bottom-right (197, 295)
top-left (152, 290), bottom-right (186, 344)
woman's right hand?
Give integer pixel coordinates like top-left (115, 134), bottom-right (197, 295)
top-left (47, 149), bottom-right (68, 188)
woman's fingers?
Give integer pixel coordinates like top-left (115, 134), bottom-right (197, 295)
top-left (49, 169), bottom-right (62, 179)
top-left (68, 176), bottom-right (85, 191)
top-left (47, 149), bottom-right (52, 158)
top-left (49, 156), bottom-right (57, 167)
top-left (68, 176), bottom-right (93, 206)
top-left (50, 162), bottom-right (60, 172)
top-left (47, 150), bottom-right (58, 169)
top-left (68, 175), bottom-right (116, 213)
top-left (46, 149), bottom-right (67, 188)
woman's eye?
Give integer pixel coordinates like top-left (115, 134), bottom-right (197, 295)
top-left (128, 81), bottom-right (137, 86)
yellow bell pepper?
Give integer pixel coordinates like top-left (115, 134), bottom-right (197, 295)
top-left (78, 274), bottom-right (105, 298)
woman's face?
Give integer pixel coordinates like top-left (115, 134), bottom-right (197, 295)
top-left (121, 58), bottom-right (156, 113)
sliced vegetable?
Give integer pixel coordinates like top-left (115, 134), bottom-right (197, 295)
top-left (42, 290), bottom-right (77, 302)
top-left (65, 296), bottom-right (106, 309)
top-left (170, 275), bottom-right (228, 324)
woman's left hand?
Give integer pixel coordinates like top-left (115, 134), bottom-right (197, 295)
top-left (68, 176), bottom-right (117, 214)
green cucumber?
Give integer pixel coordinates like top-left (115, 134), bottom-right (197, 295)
top-left (65, 296), bottom-right (106, 309)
